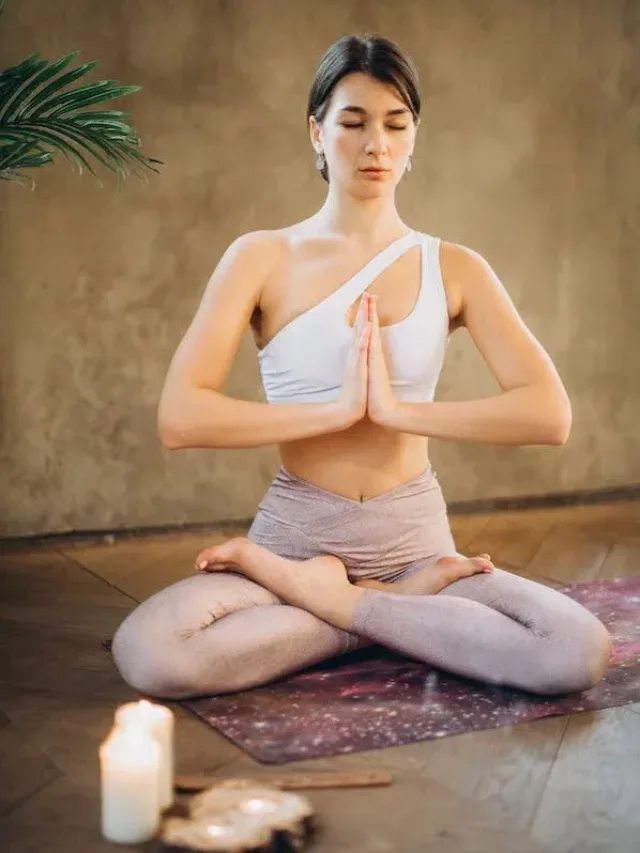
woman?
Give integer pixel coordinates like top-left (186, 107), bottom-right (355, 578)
top-left (112, 35), bottom-right (612, 699)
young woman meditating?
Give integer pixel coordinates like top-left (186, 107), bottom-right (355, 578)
top-left (111, 34), bottom-right (612, 699)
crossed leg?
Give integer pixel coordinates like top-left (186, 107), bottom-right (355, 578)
top-left (112, 536), bottom-right (612, 700)
top-left (188, 537), bottom-right (613, 696)
top-left (111, 570), bottom-right (367, 699)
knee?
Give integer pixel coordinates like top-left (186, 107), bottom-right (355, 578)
top-left (111, 608), bottom-right (248, 700)
top-left (534, 613), bottom-right (613, 696)
top-left (111, 612), bottom-right (195, 700)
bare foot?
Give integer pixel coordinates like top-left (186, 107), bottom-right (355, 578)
top-left (355, 554), bottom-right (494, 596)
top-left (194, 537), bottom-right (365, 631)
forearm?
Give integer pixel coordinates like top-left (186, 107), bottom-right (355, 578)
top-left (380, 384), bottom-right (572, 446)
top-left (158, 388), bottom-right (350, 450)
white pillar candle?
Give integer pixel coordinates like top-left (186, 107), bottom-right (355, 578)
top-left (115, 699), bottom-right (174, 809)
top-left (99, 724), bottom-right (161, 844)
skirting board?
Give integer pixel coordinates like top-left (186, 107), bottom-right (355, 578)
top-left (1, 483), bottom-right (638, 551)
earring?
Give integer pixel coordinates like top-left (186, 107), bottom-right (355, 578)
top-left (406, 155), bottom-right (413, 173)
top-left (315, 150), bottom-right (326, 171)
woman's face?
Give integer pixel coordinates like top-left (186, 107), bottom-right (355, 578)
top-left (310, 72), bottom-right (418, 195)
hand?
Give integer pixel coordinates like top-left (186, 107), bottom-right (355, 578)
top-left (335, 292), bottom-right (371, 427)
top-left (366, 293), bottom-right (398, 425)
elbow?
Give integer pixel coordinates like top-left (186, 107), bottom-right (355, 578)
top-left (546, 420), bottom-right (571, 446)
top-left (157, 415), bottom-right (186, 450)
top-left (157, 394), bottom-right (189, 450)
top-left (544, 395), bottom-right (572, 446)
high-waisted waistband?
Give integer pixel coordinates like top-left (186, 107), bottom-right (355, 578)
top-left (247, 465), bottom-right (457, 582)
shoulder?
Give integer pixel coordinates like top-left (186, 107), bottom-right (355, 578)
top-left (437, 239), bottom-right (521, 334)
top-left (221, 228), bottom-right (289, 269)
top-left (439, 240), bottom-right (491, 281)
top-left (437, 240), bottom-right (501, 324)
top-left (212, 229), bottom-right (290, 299)
top-left (231, 223), bottom-right (327, 287)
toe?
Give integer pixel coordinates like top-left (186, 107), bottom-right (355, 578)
top-left (194, 546), bottom-right (223, 570)
top-left (471, 555), bottom-right (494, 572)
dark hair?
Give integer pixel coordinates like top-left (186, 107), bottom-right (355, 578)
top-left (307, 35), bottom-right (421, 182)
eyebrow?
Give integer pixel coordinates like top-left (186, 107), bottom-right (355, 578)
top-left (338, 106), bottom-right (410, 117)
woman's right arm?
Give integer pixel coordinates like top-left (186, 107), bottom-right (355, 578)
top-left (158, 231), bottom-right (368, 450)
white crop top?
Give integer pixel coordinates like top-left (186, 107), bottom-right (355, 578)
top-left (257, 230), bottom-right (449, 405)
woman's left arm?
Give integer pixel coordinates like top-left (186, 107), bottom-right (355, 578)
top-left (371, 242), bottom-right (572, 446)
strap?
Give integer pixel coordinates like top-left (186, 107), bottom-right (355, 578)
top-left (330, 230), bottom-right (423, 306)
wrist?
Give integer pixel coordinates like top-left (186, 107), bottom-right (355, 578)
top-left (369, 398), bottom-right (402, 429)
top-left (326, 401), bottom-right (363, 432)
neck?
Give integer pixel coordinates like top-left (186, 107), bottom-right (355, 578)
top-left (312, 185), bottom-right (408, 246)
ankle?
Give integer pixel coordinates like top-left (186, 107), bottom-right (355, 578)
top-left (313, 584), bottom-right (366, 632)
top-left (231, 536), bottom-right (252, 561)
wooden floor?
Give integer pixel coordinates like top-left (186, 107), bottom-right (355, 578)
top-left (0, 500), bottom-right (638, 853)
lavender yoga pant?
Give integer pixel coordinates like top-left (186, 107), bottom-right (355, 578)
top-left (111, 465), bottom-right (612, 699)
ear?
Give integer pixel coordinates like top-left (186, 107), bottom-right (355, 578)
top-left (308, 115), bottom-right (322, 153)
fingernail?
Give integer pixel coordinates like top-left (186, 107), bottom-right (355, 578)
top-left (198, 560), bottom-right (208, 569)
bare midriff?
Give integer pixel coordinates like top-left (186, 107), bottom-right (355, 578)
top-left (278, 419), bottom-right (430, 502)
top-left (256, 225), bottom-right (459, 503)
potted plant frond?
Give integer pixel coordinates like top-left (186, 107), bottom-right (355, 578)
top-left (0, 0), bottom-right (161, 188)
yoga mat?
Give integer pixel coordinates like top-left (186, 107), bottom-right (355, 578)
top-left (181, 577), bottom-right (640, 764)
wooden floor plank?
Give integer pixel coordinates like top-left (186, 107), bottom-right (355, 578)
top-left (0, 621), bottom-right (125, 698)
top-left (0, 775), bottom-right (124, 853)
top-left (0, 723), bottom-right (61, 817)
top-left (525, 523), bottom-right (611, 584)
top-left (463, 511), bottom-right (554, 571)
top-left (531, 707), bottom-right (640, 852)
top-left (417, 717), bottom-right (568, 831)
top-left (448, 513), bottom-right (492, 552)
top-left (0, 551), bottom-right (132, 607)
top-left (302, 770), bottom-right (550, 853)
top-left (64, 532), bottom-right (232, 602)
top-left (597, 538), bottom-right (640, 580)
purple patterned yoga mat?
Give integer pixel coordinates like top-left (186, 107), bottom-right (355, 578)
top-left (183, 577), bottom-right (640, 764)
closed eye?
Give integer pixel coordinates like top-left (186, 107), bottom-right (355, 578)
top-left (341, 124), bottom-right (408, 131)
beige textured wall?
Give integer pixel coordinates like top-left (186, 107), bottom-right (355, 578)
top-left (1, 0), bottom-right (638, 537)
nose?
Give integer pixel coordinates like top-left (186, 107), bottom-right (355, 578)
top-left (364, 127), bottom-right (389, 155)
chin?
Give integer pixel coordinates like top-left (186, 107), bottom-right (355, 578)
top-left (352, 177), bottom-right (392, 198)
top-left (351, 185), bottom-right (384, 201)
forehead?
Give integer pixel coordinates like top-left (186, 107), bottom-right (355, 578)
top-left (329, 72), bottom-right (408, 113)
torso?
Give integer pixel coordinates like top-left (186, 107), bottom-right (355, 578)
top-left (250, 221), bottom-right (464, 502)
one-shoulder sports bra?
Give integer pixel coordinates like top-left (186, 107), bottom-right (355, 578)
top-left (257, 230), bottom-right (450, 405)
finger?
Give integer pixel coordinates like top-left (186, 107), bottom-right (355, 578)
top-left (356, 294), bottom-right (368, 331)
top-left (370, 294), bottom-right (379, 321)
top-left (353, 298), bottom-right (368, 344)
top-left (360, 321), bottom-right (371, 355)
top-left (370, 299), bottom-right (381, 346)
top-left (367, 314), bottom-right (377, 358)
top-left (366, 292), bottom-right (374, 322)
top-left (360, 325), bottom-right (371, 390)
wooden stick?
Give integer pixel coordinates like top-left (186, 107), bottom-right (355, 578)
top-left (174, 769), bottom-right (392, 792)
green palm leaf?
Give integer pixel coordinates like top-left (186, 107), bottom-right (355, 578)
top-left (0, 1), bottom-right (162, 187)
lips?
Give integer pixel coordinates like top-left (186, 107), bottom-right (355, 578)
top-left (362, 168), bottom-right (388, 173)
